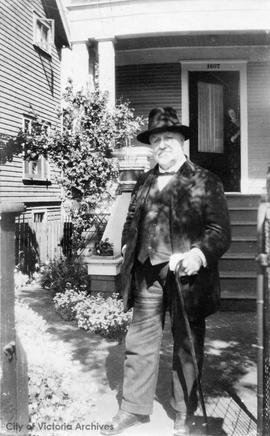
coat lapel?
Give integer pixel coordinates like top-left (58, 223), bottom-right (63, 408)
top-left (169, 159), bottom-right (196, 202)
top-left (134, 168), bottom-right (157, 213)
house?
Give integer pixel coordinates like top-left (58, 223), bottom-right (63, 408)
top-left (0, 0), bottom-right (70, 273)
top-left (61, 0), bottom-right (270, 307)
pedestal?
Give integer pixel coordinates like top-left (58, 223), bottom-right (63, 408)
top-left (85, 255), bottom-right (122, 294)
top-left (84, 146), bottom-right (152, 294)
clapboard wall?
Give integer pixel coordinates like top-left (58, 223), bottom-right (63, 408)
top-left (247, 61), bottom-right (270, 182)
top-left (116, 63), bottom-right (182, 145)
top-left (0, 0), bottom-right (61, 203)
top-left (116, 61), bottom-right (270, 187)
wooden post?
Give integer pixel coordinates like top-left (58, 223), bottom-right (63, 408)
top-left (0, 202), bottom-right (29, 436)
top-left (256, 164), bottom-right (270, 436)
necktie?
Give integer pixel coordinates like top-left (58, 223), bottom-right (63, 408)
top-left (157, 170), bottom-right (177, 176)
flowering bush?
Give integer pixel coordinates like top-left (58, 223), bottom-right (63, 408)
top-left (40, 257), bottom-right (90, 294)
top-left (53, 288), bottom-right (88, 321)
top-left (53, 290), bottom-right (132, 339)
top-left (0, 80), bottom-right (144, 253)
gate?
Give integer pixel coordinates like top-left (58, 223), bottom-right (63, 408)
top-left (257, 164), bottom-right (270, 436)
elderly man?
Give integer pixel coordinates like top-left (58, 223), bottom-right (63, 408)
top-left (102, 107), bottom-right (231, 436)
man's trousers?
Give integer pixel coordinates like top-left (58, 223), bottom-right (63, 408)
top-left (120, 259), bottom-right (206, 416)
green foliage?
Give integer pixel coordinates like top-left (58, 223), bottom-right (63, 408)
top-left (40, 257), bottom-right (91, 293)
top-left (53, 289), bottom-right (132, 339)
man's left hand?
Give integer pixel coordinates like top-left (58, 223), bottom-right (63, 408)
top-left (169, 249), bottom-right (204, 275)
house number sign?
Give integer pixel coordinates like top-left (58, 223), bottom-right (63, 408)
top-left (207, 63), bottom-right (221, 70)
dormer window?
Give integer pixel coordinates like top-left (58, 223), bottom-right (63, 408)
top-left (33, 13), bottom-right (54, 55)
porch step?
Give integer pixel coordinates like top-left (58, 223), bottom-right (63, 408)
top-left (230, 222), bottom-right (257, 238)
top-left (229, 237), bottom-right (256, 254)
top-left (219, 194), bottom-right (260, 310)
top-left (219, 271), bottom-right (257, 310)
top-left (220, 254), bottom-right (256, 272)
top-left (229, 207), bottom-right (258, 222)
top-left (226, 194), bottom-right (260, 208)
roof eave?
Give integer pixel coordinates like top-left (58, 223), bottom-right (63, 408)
top-left (42, 0), bottom-right (71, 49)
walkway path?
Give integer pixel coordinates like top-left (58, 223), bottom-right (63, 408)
top-left (16, 285), bottom-right (257, 436)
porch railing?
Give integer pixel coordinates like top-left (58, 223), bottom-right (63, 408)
top-left (256, 164), bottom-right (270, 436)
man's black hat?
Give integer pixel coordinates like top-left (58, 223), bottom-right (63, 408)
top-left (137, 106), bottom-right (191, 144)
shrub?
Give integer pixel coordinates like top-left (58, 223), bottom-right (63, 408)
top-left (53, 290), bottom-right (132, 339)
top-left (40, 257), bottom-right (90, 294)
top-left (1, 81), bottom-right (144, 254)
top-left (53, 288), bottom-right (88, 321)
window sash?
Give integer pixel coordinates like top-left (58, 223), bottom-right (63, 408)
top-left (22, 116), bottom-right (50, 181)
top-left (33, 13), bottom-right (54, 55)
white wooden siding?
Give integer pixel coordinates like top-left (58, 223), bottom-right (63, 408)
top-left (116, 63), bottom-right (182, 117)
top-left (247, 61), bottom-right (270, 181)
top-left (116, 63), bottom-right (182, 146)
top-left (0, 0), bottom-right (61, 202)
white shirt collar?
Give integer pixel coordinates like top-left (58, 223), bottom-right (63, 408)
top-left (158, 155), bottom-right (187, 174)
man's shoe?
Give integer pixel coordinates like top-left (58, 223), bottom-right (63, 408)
top-left (173, 412), bottom-right (189, 436)
top-left (100, 410), bottom-right (150, 435)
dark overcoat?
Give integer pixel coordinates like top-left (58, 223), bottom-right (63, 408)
top-left (120, 159), bottom-right (231, 319)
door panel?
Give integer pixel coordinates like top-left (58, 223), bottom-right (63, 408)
top-left (198, 81), bottom-right (224, 153)
top-left (189, 71), bottom-right (240, 191)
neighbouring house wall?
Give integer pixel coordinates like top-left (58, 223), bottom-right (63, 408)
top-left (0, 0), bottom-right (61, 203)
top-left (247, 61), bottom-right (270, 183)
top-left (16, 204), bottom-right (63, 268)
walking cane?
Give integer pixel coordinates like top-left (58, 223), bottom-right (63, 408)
top-left (175, 261), bottom-right (209, 435)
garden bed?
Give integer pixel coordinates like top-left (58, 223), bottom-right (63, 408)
top-left (15, 300), bottom-right (101, 435)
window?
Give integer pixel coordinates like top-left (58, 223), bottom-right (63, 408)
top-left (198, 81), bottom-right (224, 153)
top-left (33, 212), bottom-right (45, 223)
top-left (22, 116), bottom-right (51, 184)
top-left (33, 13), bottom-right (54, 55)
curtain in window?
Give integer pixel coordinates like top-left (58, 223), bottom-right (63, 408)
top-left (198, 81), bottom-right (224, 153)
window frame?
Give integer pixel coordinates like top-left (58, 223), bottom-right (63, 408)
top-left (22, 115), bottom-right (51, 185)
top-left (33, 12), bottom-right (55, 56)
top-left (32, 209), bottom-right (47, 224)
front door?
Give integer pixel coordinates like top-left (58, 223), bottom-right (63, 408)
top-left (189, 71), bottom-right (240, 191)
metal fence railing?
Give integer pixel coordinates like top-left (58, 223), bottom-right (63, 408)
top-left (256, 164), bottom-right (270, 436)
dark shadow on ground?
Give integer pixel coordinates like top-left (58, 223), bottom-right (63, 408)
top-left (105, 339), bottom-right (125, 407)
top-left (154, 311), bottom-right (256, 418)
